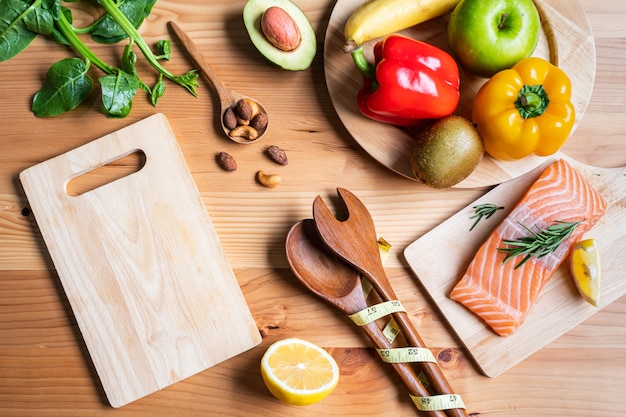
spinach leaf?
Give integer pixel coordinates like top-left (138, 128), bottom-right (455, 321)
top-left (99, 71), bottom-right (140, 118)
top-left (24, 6), bottom-right (54, 35)
top-left (155, 39), bottom-right (170, 60)
top-left (23, 0), bottom-right (59, 35)
top-left (90, 0), bottom-right (157, 44)
top-left (41, 0), bottom-right (60, 18)
top-left (0, 0), bottom-right (38, 61)
top-left (151, 74), bottom-right (165, 106)
top-left (32, 57), bottom-right (93, 117)
top-left (3, 0), bottom-right (197, 117)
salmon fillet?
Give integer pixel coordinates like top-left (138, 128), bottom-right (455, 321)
top-left (450, 159), bottom-right (607, 336)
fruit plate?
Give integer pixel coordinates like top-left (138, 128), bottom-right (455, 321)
top-left (324, 0), bottom-right (595, 188)
top-left (403, 154), bottom-right (626, 377)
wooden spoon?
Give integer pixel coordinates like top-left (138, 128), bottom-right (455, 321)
top-left (168, 21), bottom-right (268, 144)
top-left (285, 219), bottom-right (447, 417)
top-left (312, 188), bottom-right (468, 417)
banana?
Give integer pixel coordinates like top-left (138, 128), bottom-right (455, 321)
top-left (343, 0), bottom-right (460, 52)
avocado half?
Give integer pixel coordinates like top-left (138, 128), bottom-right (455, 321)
top-left (243, 0), bottom-right (317, 71)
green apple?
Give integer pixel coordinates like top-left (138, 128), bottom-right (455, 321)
top-left (447, 0), bottom-right (540, 77)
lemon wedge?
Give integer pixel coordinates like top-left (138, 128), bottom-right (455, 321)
top-left (260, 338), bottom-right (339, 406)
top-left (569, 239), bottom-right (601, 306)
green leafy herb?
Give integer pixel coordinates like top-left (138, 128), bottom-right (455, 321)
top-left (0, 0), bottom-right (198, 117)
top-left (0, 0), bottom-right (39, 61)
top-left (32, 57), bottom-right (92, 117)
top-left (99, 71), bottom-right (140, 118)
top-left (89, 0), bottom-right (156, 44)
top-left (155, 39), bottom-right (171, 61)
top-left (498, 220), bottom-right (583, 269)
top-left (469, 203), bottom-right (504, 231)
top-left (151, 74), bottom-right (166, 106)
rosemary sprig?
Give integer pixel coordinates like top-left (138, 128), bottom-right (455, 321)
top-left (498, 220), bottom-right (583, 269)
top-left (469, 203), bottom-right (505, 231)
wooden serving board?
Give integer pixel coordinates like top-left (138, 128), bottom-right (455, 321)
top-left (403, 154), bottom-right (625, 377)
top-left (19, 114), bottom-right (261, 407)
top-left (324, 0), bottom-right (596, 187)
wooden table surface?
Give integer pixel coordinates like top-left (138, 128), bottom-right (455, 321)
top-left (1, 1), bottom-right (624, 416)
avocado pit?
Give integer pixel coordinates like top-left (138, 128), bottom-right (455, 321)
top-left (261, 6), bottom-right (301, 52)
top-left (243, 0), bottom-right (317, 71)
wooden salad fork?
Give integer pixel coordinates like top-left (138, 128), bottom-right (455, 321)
top-left (312, 188), bottom-right (468, 417)
top-left (286, 219), bottom-right (447, 417)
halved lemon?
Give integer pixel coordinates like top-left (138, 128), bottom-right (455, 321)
top-left (569, 238), bottom-right (601, 306)
top-left (260, 338), bottom-right (339, 406)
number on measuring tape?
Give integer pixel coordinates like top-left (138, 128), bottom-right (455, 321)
top-left (376, 347), bottom-right (437, 364)
top-left (411, 394), bottom-right (466, 411)
top-left (348, 300), bottom-right (406, 326)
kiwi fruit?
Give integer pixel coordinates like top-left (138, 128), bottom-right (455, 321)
top-left (410, 115), bottom-right (484, 188)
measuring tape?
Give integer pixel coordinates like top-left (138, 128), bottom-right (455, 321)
top-left (381, 317), bottom-right (400, 343)
top-left (377, 347), bottom-right (437, 364)
top-left (411, 394), bottom-right (466, 411)
top-left (348, 300), bottom-right (406, 326)
top-left (357, 238), bottom-right (466, 413)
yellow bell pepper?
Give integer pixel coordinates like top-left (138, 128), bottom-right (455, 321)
top-left (472, 57), bottom-right (576, 160)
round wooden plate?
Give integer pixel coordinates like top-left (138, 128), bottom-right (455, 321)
top-left (324, 0), bottom-right (596, 188)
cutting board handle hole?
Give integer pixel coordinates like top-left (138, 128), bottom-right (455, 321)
top-left (66, 150), bottom-right (147, 196)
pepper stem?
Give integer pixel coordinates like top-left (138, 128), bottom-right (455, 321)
top-left (515, 85), bottom-right (550, 119)
top-left (351, 47), bottom-right (376, 80)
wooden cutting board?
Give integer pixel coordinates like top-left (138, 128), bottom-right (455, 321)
top-left (19, 113), bottom-right (261, 407)
top-left (404, 154), bottom-right (625, 377)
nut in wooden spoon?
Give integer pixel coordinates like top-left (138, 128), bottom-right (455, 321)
top-left (168, 21), bottom-right (269, 144)
top-left (285, 219), bottom-right (447, 417)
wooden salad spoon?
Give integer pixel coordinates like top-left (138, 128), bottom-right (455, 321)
top-left (285, 219), bottom-right (447, 417)
top-left (312, 188), bottom-right (468, 417)
top-left (168, 21), bottom-right (268, 144)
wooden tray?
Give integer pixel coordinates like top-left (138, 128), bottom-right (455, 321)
top-left (403, 155), bottom-right (625, 377)
top-left (324, 0), bottom-right (596, 188)
top-left (19, 114), bottom-right (262, 407)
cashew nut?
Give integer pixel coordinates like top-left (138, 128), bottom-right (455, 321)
top-left (256, 170), bottom-right (281, 188)
top-left (236, 116), bottom-right (250, 126)
top-left (229, 125), bottom-right (259, 141)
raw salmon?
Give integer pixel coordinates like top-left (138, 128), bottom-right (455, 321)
top-left (450, 159), bottom-right (607, 336)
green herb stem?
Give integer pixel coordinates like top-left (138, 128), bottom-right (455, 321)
top-left (55, 10), bottom-right (117, 75)
top-left (98, 0), bottom-right (199, 96)
top-left (469, 203), bottom-right (504, 231)
top-left (498, 220), bottom-right (583, 269)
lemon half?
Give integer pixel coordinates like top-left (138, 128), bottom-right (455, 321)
top-left (260, 338), bottom-right (339, 406)
top-left (569, 239), bottom-right (601, 306)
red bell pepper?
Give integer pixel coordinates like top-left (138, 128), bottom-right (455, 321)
top-left (351, 34), bottom-right (460, 127)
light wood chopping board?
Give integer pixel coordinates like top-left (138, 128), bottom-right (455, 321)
top-left (404, 155), bottom-right (625, 377)
top-left (19, 113), bottom-right (261, 407)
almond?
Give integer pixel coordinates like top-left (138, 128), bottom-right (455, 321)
top-left (234, 99), bottom-right (252, 121)
top-left (250, 111), bottom-right (268, 132)
top-left (217, 151), bottom-right (237, 172)
top-left (267, 145), bottom-right (288, 165)
top-left (261, 6), bottom-right (301, 52)
top-left (223, 107), bottom-right (237, 130)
